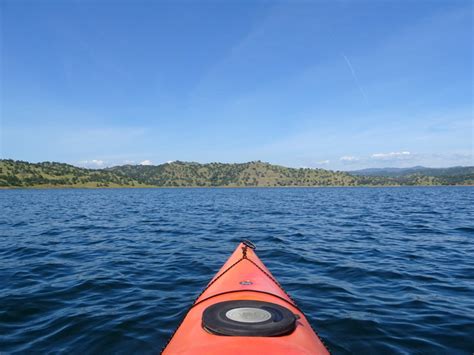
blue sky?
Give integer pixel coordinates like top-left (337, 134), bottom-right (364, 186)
top-left (1, 0), bottom-right (472, 170)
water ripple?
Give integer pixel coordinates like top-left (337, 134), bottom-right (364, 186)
top-left (0, 187), bottom-right (473, 354)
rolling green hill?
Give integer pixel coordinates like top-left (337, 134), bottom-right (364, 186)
top-left (0, 160), bottom-right (147, 188)
top-left (1, 159), bottom-right (473, 188)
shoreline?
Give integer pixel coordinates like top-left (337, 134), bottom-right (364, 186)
top-left (1, 184), bottom-right (473, 190)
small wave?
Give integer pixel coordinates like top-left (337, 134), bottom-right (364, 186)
top-left (1, 186), bottom-right (473, 353)
top-left (454, 226), bottom-right (474, 233)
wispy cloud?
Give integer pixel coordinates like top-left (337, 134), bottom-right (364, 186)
top-left (140, 160), bottom-right (152, 166)
top-left (342, 53), bottom-right (369, 104)
top-left (340, 156), bottom-right (359, 161)
top-left (371, 151), bottom-right (411, 159)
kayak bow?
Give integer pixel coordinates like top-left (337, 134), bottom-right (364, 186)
top-left (162, 241), bottom-right (330, 354)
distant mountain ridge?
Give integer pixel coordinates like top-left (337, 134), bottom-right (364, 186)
top-left (350, 166), bottom-right (474, 177)
top-left (1, 159), bottom-right (473, 188)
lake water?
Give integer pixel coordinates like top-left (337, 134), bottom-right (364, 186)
top-left (1, 187), bottom-right (473, 354)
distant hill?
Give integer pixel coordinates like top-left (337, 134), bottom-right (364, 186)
top-left (350, 166), bottom-right (474, 177)
top-left (1, 159), bottom-right (473, 188)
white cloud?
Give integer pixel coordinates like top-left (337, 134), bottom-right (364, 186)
top-left (340, 156), bottom-right (359, 161)
top-left (79, 159), bottom-right (105, 167)
top-left (371, 151), bottom-right (411, 159)
top-left (140, 160), bottom-right (152, 166)
top-left (316, 160), bottom-right (330, 165)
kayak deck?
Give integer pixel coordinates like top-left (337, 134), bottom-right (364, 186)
top-left (162, 241), bottom-right (330, 354)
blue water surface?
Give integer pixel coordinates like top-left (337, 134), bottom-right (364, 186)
top-left (1, 187), bottom-right (473, 354)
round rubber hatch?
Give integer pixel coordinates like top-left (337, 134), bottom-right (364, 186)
top-left (202, 300), bottom-right (297, 336)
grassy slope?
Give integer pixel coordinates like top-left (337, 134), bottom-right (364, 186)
top-left (1, 159), bottom-right (473, 188)
top-left (108, 161), bottom-right (359, 187)
top-left (0, 160), bottom-right (151, 188)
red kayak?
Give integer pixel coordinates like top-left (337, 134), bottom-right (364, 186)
top-left (162, 241), bottom-right (330, 354)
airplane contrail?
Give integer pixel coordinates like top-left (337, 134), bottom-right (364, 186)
top-left (342, 54), bottom-right (369, 104)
